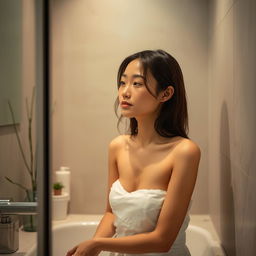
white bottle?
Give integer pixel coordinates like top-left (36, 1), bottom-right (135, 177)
top-left (55, 166), bottom-right (71, 200)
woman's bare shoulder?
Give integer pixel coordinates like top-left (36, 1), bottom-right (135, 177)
top-left (174, 138), bottom-right (201, 161)
top-left (108, 135), bottom-right (128, 151)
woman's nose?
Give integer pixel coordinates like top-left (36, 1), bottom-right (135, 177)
top-left (122, 85), bottom-right (131, 98)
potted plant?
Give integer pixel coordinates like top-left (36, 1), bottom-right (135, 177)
top-left (53, 182), bottom-right (64, 196)
top-left (5, 87), bottom-right (37, 232)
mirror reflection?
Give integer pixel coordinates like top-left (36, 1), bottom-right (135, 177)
top-left (0, 0), bottom-right (38, 255)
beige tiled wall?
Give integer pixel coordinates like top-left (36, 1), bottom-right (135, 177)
top-left (208, 0), bottom-right (256, 255)
top-left (50, 0), bottom-right (209, 214)
top-left (0, 0), bottom-right (36, 202)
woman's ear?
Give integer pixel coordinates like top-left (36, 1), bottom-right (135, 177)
top-left (159, 86), bottom-right (174, 102)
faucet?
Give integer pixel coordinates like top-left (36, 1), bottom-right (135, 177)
top-left (0, 198), bottom-right (37, 253)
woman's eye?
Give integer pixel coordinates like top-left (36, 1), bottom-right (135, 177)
top-left (119, 81), bottom-right (125, 86)
top-left (133, 82), bottom-right (143, 87)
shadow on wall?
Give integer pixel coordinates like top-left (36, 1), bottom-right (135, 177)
top-left (219, 102), bottom-right (236, 256)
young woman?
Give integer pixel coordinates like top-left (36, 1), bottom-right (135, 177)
top-left (67, 50), bottom-right (201, 256)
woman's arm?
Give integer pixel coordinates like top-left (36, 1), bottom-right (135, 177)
top-left (92, 140), bottom-right (201, 254)
top-left (92, 212), bottom-right (116, 239)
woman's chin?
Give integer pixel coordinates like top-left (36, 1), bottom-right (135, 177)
top-left (121, 111), bottom-right (135, 118)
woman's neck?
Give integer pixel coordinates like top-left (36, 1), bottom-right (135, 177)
top-left (133, 115), bottom-right (162, 147)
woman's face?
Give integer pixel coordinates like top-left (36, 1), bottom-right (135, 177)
top-left (118, 59), bottom-right (162, 119)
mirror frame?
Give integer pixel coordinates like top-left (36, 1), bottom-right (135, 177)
top-left (36, 0), bottom-right (52, 255)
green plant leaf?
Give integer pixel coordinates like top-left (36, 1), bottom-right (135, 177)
top-left (53, 182), bottom-right (64, 190)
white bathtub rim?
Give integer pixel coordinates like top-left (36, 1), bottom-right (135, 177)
top-left (54, 220), bottom-right (100, 229)
top-left (25, 222), bottom-right (225, 256)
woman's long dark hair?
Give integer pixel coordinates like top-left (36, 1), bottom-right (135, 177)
top-left (115, 49), bottom-right (189, 139)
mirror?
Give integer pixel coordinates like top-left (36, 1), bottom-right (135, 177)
top-left (0, 0), bottom-right (22, 126)
top-left (0, 0), bottom-right (51, 255)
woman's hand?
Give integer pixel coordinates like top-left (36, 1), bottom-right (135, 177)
top-left (66, 239), bottom-right (101, 256)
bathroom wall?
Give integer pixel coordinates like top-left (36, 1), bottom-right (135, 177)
top-left (51, 0), bottom-right (209, 214)
top-left (208, 0), bottom-right (256, 255)
top-left (0, 0), bottom-right (36, 201)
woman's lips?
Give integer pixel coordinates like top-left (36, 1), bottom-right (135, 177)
top-left (120, 101), bottom-right (133, 108)
top-left (121, 104), bottom-right (132, 108)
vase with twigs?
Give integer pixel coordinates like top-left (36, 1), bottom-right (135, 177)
top-left (5, 87), bottom-right (37, 232)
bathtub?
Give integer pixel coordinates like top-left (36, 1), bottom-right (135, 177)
top-left (26, 219), bottom-right (225, 256)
